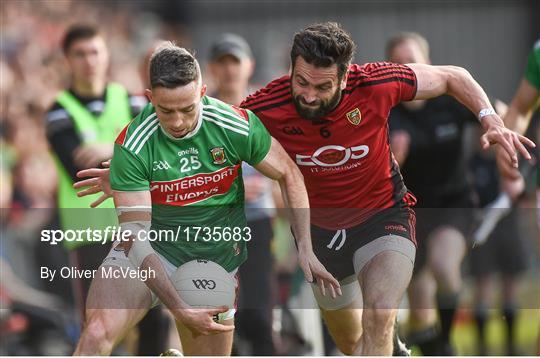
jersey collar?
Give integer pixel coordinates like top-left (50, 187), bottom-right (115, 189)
top-left (159, 102), bottom-right (203, 141)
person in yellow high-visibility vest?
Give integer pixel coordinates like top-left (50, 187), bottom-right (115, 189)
top-left (44, 24), bottom-right (146, 318)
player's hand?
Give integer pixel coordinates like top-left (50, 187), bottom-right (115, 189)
top-left (495, 146), bottom-right (522, 179)
top-left (173, 306), bottom-right (235, 337)
top-left (73, 161), bottom-right (112, 208)
top-left (73, 143), bottom-right (113, 168)
top-left (298, 249), bottom-right (342, 298)
top-left (480, 115), bottom-right (535, 169)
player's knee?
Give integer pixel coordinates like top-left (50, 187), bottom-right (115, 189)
top-left (430, 260), bottom-right (461, 291)
top-left (333, 335), bottom-right (359, 356)
top-left (429, 231), bottom-right (465, 268)
top-left (364, 308), bottom-right (395, 336)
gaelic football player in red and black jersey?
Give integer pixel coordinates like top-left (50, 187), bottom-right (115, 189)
top-left (75, 22), bottom-right (535, 355)
top-left (240, 23), bottom-right (534, 355)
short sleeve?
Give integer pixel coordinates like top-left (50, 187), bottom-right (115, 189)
top-left (110, 144), bottom-right (150, 191)
top-left (388, 63), bottom-right (418, 104)
top-left (353, 62), bottom-right (418, 107)
top-left (242, 110), bottom-right (272, 166)
top-left (395, 64), bottom-right (417, 102)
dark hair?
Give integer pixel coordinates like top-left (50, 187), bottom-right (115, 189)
top-left (62, 25), bottom-right (100, 54)
top-left (290, 22), bottom-right (356, 80)
top-left (385, 32), bottom-right (430, 60)
top-left (149, 42), bottom-right (200, 88)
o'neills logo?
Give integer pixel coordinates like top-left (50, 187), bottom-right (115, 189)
top-left (150, 165), bottom-right (240, 205)
top-left (385, 224), bottom-right (407, 233)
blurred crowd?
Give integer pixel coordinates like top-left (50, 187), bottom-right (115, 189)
top-left (2, 1), bottom-right (145, 211)
top-left (0, 1), bottom-right (185, 354)
top-left (0, 0), bottom-right (539, 356)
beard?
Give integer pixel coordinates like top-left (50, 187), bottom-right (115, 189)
top-left (292, 88), bottom-right (342, 121)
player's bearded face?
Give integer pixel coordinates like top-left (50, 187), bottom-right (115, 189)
top-left (291, 57), bottom-right (344, 120)
top-left (292, 84), bottom-right (341, 120)
top-left (146, 81), bottom-right (206, 138)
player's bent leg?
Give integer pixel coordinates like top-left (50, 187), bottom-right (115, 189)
top-left (406, 269), bottom-right (441, 355)
top-left (354, 236), bottom-right (415, 355)
top-left (427, 226), bottom-right (466, 355)
top-left (74, 264), bottom-right (153, 355)
top-left (176, 314), bottom-right (235, 356)
top-left (319, 292), bottom-right (363, 356)
top-left (407, 268), bottom-right (437, 329)
top-left (312, 272), bottom-right (364, 355)
top-left (427, 226), bottom-right (466, 292)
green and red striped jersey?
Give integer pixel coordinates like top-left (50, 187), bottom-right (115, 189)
top-left (110, 95), bottom-right (272, 270)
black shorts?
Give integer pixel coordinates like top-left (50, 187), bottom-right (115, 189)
top-left (413, 192), bottom-right (477, 275)
top-left (469, 210), bottom-right (528, 277)
top-left (310, 207), bottom-right (416, 282)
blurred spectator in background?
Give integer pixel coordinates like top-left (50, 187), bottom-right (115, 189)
top-left (387, 32), bottom-right (479, 355)
top-left (496, 39), bottom-right (540, 222)
top-left (208, 34), bottom-right (256, 106)
top-left (469, 142), bottom-right (529, 356)
top-left (43, 23), bottom-right (142, 318)
top-left (495, 38), bottom-right (540, 355)
top-left (1, 126), bottom-right (72, 355)
top-left (44, 24), bottom-right (173, 355)
top-left (207, 33), bottom-right (277, 356)
top-left (1, 2), bottom-right (155, 326)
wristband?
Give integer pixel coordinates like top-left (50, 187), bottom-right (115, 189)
top-left (478, 108), bottom-right (496, 121)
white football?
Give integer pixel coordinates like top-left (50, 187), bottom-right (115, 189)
top-left (170, 259), bottom-right (236, 309)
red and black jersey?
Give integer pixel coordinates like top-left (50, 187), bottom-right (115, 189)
top-left (241, 62), bottom-right (418, 229)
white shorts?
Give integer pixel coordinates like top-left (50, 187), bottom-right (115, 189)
top-left (311, 235), bottom-right (416, 310)
top-left (101, 241), bottom-right (237, 322)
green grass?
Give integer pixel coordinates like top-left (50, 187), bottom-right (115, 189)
top-left (452, 309), bottom-right (539, 356)
top-left (411, 309), bottom-right (540, 355)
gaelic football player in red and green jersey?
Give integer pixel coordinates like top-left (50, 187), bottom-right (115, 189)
top-left (72, 43), bottom-right (340, 356)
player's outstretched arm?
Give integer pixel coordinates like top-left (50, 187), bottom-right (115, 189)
top-left (497, 78), bottom-right (540, 179)
top-left (504, 78), bottom-right (540, 134)
top-left (113, 190), bottom-right (234, 336)
top-left (408, 63), bottom-right (536, 169)
top-left (254, 138), bottom-right (342, 298)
